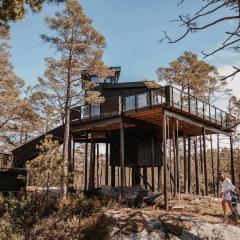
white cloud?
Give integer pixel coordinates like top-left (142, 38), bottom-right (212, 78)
top-left (206, 49), bottom-right (240, 98)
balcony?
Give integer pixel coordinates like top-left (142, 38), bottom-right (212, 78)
top-left (70, 86), bottom-right (236, 130)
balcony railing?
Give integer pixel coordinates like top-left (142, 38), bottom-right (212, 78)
top-left (70, 85), bottom-right (236, 129)
top-left (167, 86), bottom-right (236, 129)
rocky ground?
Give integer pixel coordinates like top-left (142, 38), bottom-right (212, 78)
top-left (103, 194), bottom-right (240, 240)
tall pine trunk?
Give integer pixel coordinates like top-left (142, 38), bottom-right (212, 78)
top-left (62, 55), bottom-right (72, 198)
top-left (62, 108), bottom-right (70, 197)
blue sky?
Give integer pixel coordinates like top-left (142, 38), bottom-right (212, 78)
top-left (9, 0), bottom-right (239, 99)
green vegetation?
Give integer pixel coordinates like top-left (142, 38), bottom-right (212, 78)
top-left (0, 193), bottom-right (114, 240)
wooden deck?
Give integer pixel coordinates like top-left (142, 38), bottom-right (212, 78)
top-left (71, 86), bottom-right (236, 137)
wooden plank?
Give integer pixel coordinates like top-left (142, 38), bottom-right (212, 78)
top-left (84, 133), bottom-right (88, 190)
top-left (202, 127), bottom-right (208, 196)
top-left (230, 135), bottom-right (235, 185)
top-left (120, 117), bottom-right (125, 186)
top-left (105, 140), bottom-right (109, 185)
top-left (194, 138), bottom-right (200, 195)
top-left (188, 135), bottom-right (191, 193)
top-left (183, 132), bottom-right (187, 193)
top-left (164, 109), bottom-right (231, 136)
top-left (151, 136), bottom-right (155, 192)
top-left (162, 110), bottom-right (168, 210)
top-left (217, 134), bottom-right (220, 197)
top-left (210, 134), bottom-right (216, 196)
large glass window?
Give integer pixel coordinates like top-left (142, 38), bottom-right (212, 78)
top-left (189, 96), bottom-right (196, 114)
top-left (123, 96), bottom-right (135, 111)
top-left (151, 90), bottom-right (165, 105)
top-left (91, 104), bottom-right (100, 117)
top-left (172, 88), bottom-right (181, 108)
top-left (136, 92), bottom-right (149, 108)
top-left (91, 76), bottom-right (101, 83)
top-left (81, 105), bottom-right (90, 120)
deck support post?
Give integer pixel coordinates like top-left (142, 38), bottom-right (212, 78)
top-left (187, 135), bottom-right (191, 193)
top-left (84, 133), bottom-right (88, 190)
top-left (96, 143), bottom-right (99, 187)
top-left (163, 110), bottom-right (168, 210)
top-left (217, 134), bottom-right (220, 197)
top-left (143, 167), bottom-right (148, 189)
top-left (111, 164), bottom-right (115, 187)
top-left (151, 136), bottom-right (155, 192)
top-left (199, 136), bottom-right (204, 195)
top-left (210, 134), bottom-right (216, 196)
top-left (173, 128), bottom-right (177, 197)
top-left (120, 117), bottom-right (125, 187)
top-left (183, 132), bottom-right (188, 193)
top-left (105, 137), bottom-right (109, 185)
top-left (194, 138), bottom-right (200, 195)
top-left (230, 135), bottom-right (235, 185)
top-left (68, 135), bottom-right (72, 171)
top-left (72, 138), bottom-right (75, 172)
top-left (132, 166), bottom-right (140, 185)
top-left (88, 137), bottom-right (95, 190)
top-left (175, 123), bottom-right (180, 193)
top-left (202, 127), bottom-right (208, 195)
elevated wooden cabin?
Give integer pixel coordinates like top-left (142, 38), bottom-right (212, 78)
top-left (7, 67), bottom-right (238, 208)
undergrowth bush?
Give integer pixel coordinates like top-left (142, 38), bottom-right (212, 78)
top-left (0, 192), bottom-right (114, 240)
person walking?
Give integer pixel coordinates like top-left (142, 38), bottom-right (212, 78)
top-left (218, 170), bottom-right (236, 220)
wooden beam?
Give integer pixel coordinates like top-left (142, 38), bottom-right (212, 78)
top-left (164, 109), bottom-right (231, 136)
top-left (188, 135), bottom-right (191, 193)
top-left (202, 127), bottom-right (208, 195)
top-left (143, 167), bottom-right (148, 189)
top-left (194, 138), bottom-right (200, 195)
top-left (84, 134), bottom-right (88, 190)
top-left (96, 143), bottom-right (99, 187)
top-left (120, 117), bottom-right (125, 187)
top-left (151, 136), bottom-right (155, 192)
top-left (111, 165), bottom-right (115, 187)
top-left (105, 140), bottom-right (109, 185)
top-left (217, 134), bottom-right (220, 197)
top-left (173, 129), bottom-right (177, 197)
top-left (183, 132), bottom-right (188, 193)
top-left (210, 134), bottom-right (216, 197)
top-left (162, 110), bottom-right (168, 210)
top-left (88, 138), bottom-right (93, 189)
top-left (123, 115), bottom-right (160, 129)
top-left (72, 138), bottom-right (75, 172)
top-left (175, 122), bottom-right (180, 193)
top-left (71, 116), bottom-right (121, 132)
top-left (230, 135), bottom-right (235, 185)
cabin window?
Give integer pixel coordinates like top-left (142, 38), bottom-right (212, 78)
top-left (136, 92), bottom-right (149, 108)
top-left (172, 88), bottom-right (181, 107)
top-left (105, 78), bottom-right (112, 83)
top-left (91, 76), bottom-right (101, 83)
top-left (124, 95), bottom-right (135, 111)
top-left (91, 104), bottom-right (100, 117)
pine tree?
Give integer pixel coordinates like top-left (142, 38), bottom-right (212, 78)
top-left (156, 51), bottom-right (230, 103)
top-left (39, 0), bottom-right (111, 197)
top-left (26, 135), bottom-right (63, 199)
top-left (0, 0), bottom-right (65, 36)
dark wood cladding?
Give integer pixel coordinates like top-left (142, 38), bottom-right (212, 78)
top-left (109, 128), bottom-right (162, 167)
top-left (98, 82), bottom-right (151, 99)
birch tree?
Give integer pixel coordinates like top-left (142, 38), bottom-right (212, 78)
top-left (39, 0), bottom-right (111, 197)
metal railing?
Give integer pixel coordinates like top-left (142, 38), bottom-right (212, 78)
top-left (123, 88), bottom-right (166, 111)
top-left (70, 85), bottom-right (236, 129)
top-left (71, 96), bottom-right (121, 122)
top-left (168, 86), bottom-right (236, 129)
